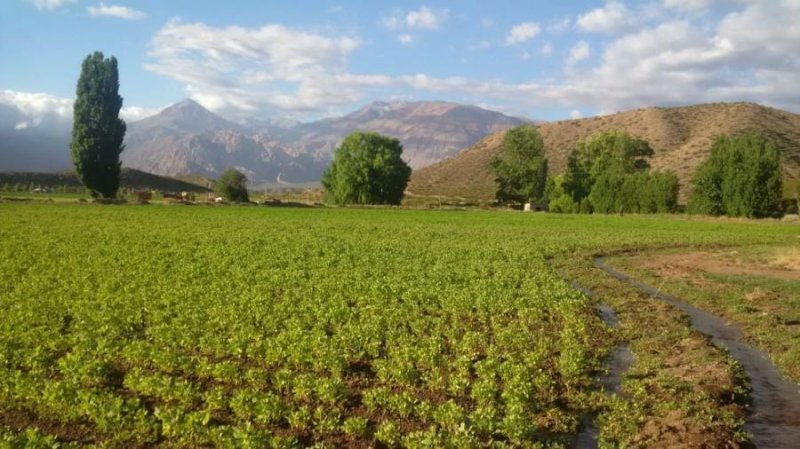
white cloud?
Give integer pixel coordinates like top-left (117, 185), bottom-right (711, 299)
top-left (88, 3), bottom-right (148, 20)
top-left (506, 21), bottom-right (541, 45)
top-left (141, 1), bottom-right (800, 120)
top-left (407, 6), bottom-right (447, 29)
top-left (0, 90), bottom-right (73, 119)
top-left (547, 17), bottom-right (571, 32)
top-left (570, 109), bottom-right (584, 119)
top-left (383, 6), bottom-right (448, 31)
top-left (0, 90), bottom-right (160, 128)
top-left (540, 42), bottom-right (554, 55)
top-left (32, 0), bottom-right (76, 11)
top-left (145, 20), bottom-right (367, 115)
top-left (397, 34), bottom-right (414, 45)
top-left (662, 0), bottom-right (713, 11)
top-left (566, 41), bottom-right (591, 65)
top-left (120, 106), bottom-right (162, 122)
top-left (577, 1), bottom-right (635, 33)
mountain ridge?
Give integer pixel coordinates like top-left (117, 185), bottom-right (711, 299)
top-left (119, 99), bottom-right (528, 183)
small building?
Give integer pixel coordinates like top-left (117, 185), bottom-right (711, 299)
top-left (524, 201), bottom-right (547, 212)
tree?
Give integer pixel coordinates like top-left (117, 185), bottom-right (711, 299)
top-left (689, 134), bottom-right (782, 218)
top-left (558, 130), bottom-right (679, 214)
top-left (563, 130), bottom-right (654, 206)
top-left (491, 125), bottom-right (548, 204)
top-left (321, 132), bottom-right (411, 205)
top-left (588, 172), bottom-right (626, 214)
top-left (647, 171), bottom-right (680, 213)
top-left (216, 168), bottom-right (250, 203)
top-left (70, 52), bottom-right (126, 199)
top-left (545, 175), bottom-right (578, 213)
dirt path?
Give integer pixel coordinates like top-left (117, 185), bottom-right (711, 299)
top-left (595, 256), bottom-right (800, 448)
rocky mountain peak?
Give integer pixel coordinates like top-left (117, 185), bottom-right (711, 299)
top-left (130, 98), bottom-right (245, 134)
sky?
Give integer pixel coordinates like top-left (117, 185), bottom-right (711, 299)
top-left (1, 0), bottom-right (799, 125)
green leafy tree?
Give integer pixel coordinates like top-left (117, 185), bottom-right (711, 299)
top-left (647, 171), bottom-right (680, 213)
top-left (545, 175), bottom-right (578, 213)
top-left (689, 134), bottom-right (782, 217)
top-left (491, 125), bottom-right (549, 204)
top-left (560, 130), bottom-right (679, 214)
top-left (216, 169), bottom-right (250, 203)
top-left (70, 52), bottom-right (126, 198)
top-left (321, 132), bottom-right (411, 205)
top-left (563, 130), bottom-right (654, 205)
top-left (588, 172), bottom-right (626, 214)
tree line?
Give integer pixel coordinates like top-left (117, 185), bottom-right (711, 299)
top-left (491, 126), bottom-right (679, 214)
top-left (491, 124), bottom-right (783, 218)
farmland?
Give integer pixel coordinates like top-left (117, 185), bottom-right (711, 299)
top-left (0, 203), bottom-right (797, 448)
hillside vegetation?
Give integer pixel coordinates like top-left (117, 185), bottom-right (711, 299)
top-left (0, 168), bottom-right (211, 193)
top-left (408, 102), bottom-right (800, 202)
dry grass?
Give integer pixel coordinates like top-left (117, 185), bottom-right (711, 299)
top-left (408, 102), bottom-right (800, 203)
top-left (772, 248), bottom-right (800, 271)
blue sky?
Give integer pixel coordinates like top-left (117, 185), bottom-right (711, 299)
top-left (1, 0), bottom-right (799, 124)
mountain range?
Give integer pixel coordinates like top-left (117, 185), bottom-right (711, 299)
top-left (0, 99), bottom-right (527, 184)
top-left (408, 102), bottom-right (800, 202)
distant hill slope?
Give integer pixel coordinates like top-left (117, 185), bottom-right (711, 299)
top-left (408, 102), bottom-right (800, 202)
top-left (0, 168), bottom-right (211, 193)
top-left (278, 101), bottom-right (528, 168)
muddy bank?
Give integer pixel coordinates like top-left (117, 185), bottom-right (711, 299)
top-left (595, 256), bottom-right (800, 448)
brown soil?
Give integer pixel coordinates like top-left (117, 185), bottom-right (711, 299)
top-left (0, 408), bottom-right (98, 445)
top-left (661, 338), bottom-right (737, 399)
top-left (631, 337), bottom-right (744, 448)
top-left (638, 250), bottom-right (800, 281)
top-left (633, 409), bottom-right (740, 449)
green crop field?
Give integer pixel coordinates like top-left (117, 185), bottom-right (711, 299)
top-left (0, 203), bottom-right (796, 448)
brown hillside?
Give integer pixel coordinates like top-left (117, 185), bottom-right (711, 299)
top-left (407, 102), bottom-right (800, 203)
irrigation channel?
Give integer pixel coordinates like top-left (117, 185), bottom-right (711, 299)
top-left (593, 256), bottom-right (800, 449)
top-left (567, 279), bottom-right (633, 449)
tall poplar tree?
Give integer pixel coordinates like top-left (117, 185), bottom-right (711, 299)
top-left (689, 134), bottom-right (782, 217)
top-left (70, 52), bottom-right (126, 198)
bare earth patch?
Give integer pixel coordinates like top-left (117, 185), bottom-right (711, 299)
top-left (633, 408), bottom-right (741, 449)
top-left (772, 248), bottom-right (800, 271)
top-left (639, 250), bottom-right (800, 281)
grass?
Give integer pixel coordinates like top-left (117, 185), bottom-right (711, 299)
top-left (608, 246), bottom-right (800, 383)
top-left (0, 204), bottom-right (797, 447)
top-left (553, 254), bottom-right (750, 448)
